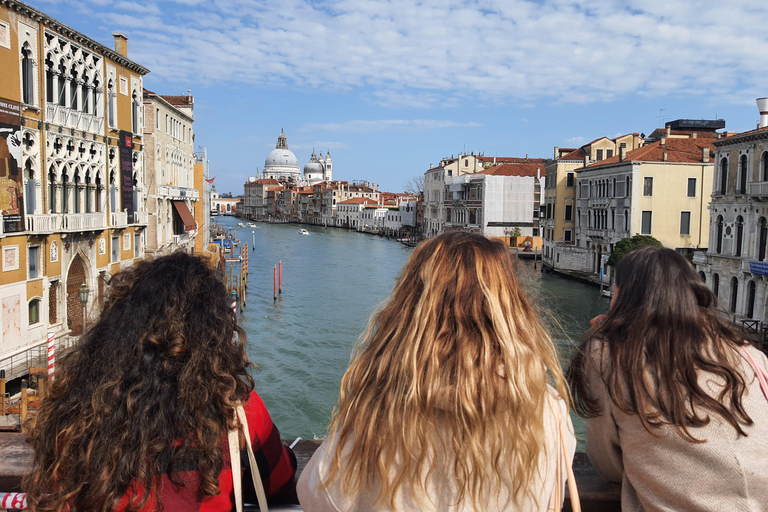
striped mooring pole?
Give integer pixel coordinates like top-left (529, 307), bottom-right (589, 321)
top-left (47, 331), bottom-right (55, 381)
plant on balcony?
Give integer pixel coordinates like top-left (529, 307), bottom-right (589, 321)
top-left (607, 235), bottom-right (662, 267)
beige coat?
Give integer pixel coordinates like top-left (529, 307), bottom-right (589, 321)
top-left (585, 342), bottom-right (768, 511)
top-left (297, 387), bottom-right (575, 512)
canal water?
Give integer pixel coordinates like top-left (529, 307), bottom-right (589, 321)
top-left (216, 216), bottom-right (609, 449)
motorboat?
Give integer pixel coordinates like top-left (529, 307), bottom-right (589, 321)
top-left (298, 229), bottom-right (310, 235)
top-left (237, 222), bottom-right (245, 227)
top-left (247, 222), bottom-right (257, 227)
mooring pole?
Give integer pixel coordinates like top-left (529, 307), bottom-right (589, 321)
top-left (279, 260), bottom-right (283, 294)
top-left (274, 265), bottom-right (277, 301)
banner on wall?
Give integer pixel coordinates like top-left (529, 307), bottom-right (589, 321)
top-left (118, 130), bottom-right (134, 224)
top-left (0, 97), bottom-right (24, 233)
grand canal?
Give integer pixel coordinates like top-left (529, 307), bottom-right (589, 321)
top-left (216, 216), bottom-right (609, 447)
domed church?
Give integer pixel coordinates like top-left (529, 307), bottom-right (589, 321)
top-left (262, 130), bottom-right (332, 184)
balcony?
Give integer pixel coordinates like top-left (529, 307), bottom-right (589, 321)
top-left (749, 181), bottom-right (768, 198)
top-left (62, 212), bottom-right (106, 231)
top-left (46, 103), bottom-right (103, 134)
top-left (26, 214), bottom-right (61, 233)
top-left (111, 211), bottom-right (128, 227)
top-left (157, 186), bottom-right (199, 201)
top-left (134, 211), bottom-right (149, 225)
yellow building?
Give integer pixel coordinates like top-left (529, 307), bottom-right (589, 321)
top-left (572, 135), bottom-right (715, 278)
top-left (543, 134), bottom-right (643, 269)
top-left (0, 1), bottom-right (149, 379)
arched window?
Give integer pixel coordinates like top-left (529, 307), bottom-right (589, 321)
top-left (747, 280), bottom-right (756, 319)
top-left (82, 76), bottom-right (90, 114)
top-left (763, 151), bottom-right (768, 182)
top-left (92, 78), bottom-right (99, 115)
top-left (57, 61), bottom-right (67, 106)
top-left (730, 277), bottom-right (739, 313)
top-left (107, 79), bottom-right (116, 128)
top-left (760, 217), bottom-right (768, 261)
top-left (24, 161), bottom-right (35, 215)
top-left (21, 46), bottom-right (34, 105)
top-left (45, 54), bottom-right (54, 103)
top-left (95, 173), bottom-right (102, 213)
top-left (699, 271), bottom-right (706, 283)
top-left (735, 215), bottom-right (744, 257)
top-left (716, 215), bottom-right (724, 254)
top-left (73, 170), bottom-right (81, 213)
top-left (132, 91), bottom-right (139, 134)
top-left (611, 209), bottom-right (615, 230)
top-left (61, 169), bottom-right (69, 213)
top-left (720, 157), bottom-right (728, 194)
top-left (612, 177), bottom-right (616, 196)
top-left (48, 165), bottom-right (56, 213)
top-left (624, 209), bottom-right (628, 231)
top-left (739, 155), bottom-right (748, 194)
top-left (625, 176), bottom-right (630, 197)
top-left (713, 273), bottom-right (720, 298)
top-left (70, 67), bottom-right (78, 110)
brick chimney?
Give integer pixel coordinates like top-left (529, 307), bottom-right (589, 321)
top-left (113, 32), bottom-right (128, 57)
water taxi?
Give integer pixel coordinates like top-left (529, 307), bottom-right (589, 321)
top-left (298, 228), bottom-right (310, 235)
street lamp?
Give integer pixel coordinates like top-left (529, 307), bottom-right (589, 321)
top-left (79, 282), bottom-right (89, 334)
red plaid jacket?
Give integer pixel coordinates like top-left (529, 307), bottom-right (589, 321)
top-left (116, 391), bottom-right (297, 511)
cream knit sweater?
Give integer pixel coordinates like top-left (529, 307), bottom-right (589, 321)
top-left (585, 342), bottom-right (768, 512)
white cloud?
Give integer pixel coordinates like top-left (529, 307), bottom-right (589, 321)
top-left (80, 0), bottom-right (768, 107)
top-left (564, 136), bottom-right (587, 146)
top-left (300, 119), bottom-right (483, 132)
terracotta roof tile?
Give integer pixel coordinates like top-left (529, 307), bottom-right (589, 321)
top-left (480, 163), bottom-right (546, 177)
top-left (338, 197), bottom-right (379, 205)
top-left (160, 95), bottom-right (193, 106)
top-left (584, 138), bottom-right (714, 169)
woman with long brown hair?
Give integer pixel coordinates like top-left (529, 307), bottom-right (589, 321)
top-left (24, 252), bottom-right (296, 511)
top-left (298, 232), bottom-right (575, 511)
top-left (568, 246), bottom-right (768, 511)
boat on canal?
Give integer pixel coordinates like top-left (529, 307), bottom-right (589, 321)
top-left (298, 228), bottom-right (310, 235)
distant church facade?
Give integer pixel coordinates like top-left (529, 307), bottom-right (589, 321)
top-left (261, 130), bottom-right (332, 185)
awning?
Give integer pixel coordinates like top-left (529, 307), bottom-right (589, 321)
top-left (172, 201), bottom-right (197, 231)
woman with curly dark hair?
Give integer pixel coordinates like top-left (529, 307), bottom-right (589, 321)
top-left (24, 252), bottom-right (296, 511)
top-left (568, 246), bottom-right (768, 511)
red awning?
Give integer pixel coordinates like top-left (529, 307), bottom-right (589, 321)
top-left (172, 201), bottom-right (197, 231)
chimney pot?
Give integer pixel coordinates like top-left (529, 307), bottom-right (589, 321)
top-left (554, 146), bottom-right (559, 159)
top-left (757, 97), bottom-right (768, 128)
top-left (660, 136), bottom-right (666, 147)
top-left (702, 147), bottom-right (710, 163)
top-left (692, 132), bottom-right (697, 138)
top-left (663, 152), bottom-right (668, 162)
top-left (666, 125), bottom-right (671, 137)
top-left (619, 146), bottom-right (627, 162)
top-left (112, 32), bottom-right (128, 57)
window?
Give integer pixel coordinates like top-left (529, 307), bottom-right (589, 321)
top-left (606, 149), bottom-right (614, 159)
top-left (719, 158), bottom-right (728, 194)
top-left (49, 280), bottom-right (58, 324)
top-left (29, 245), bottom-right (39, 278)
top-left (713, 273), bottom-right (720, 298)
top-left (132, 92), bottom-right (140, 133)
top-left (730, 277), bottom-right (739, 313)
top-left (687, 178), bottom-right (697, 197)
top-left (156, 108), bottom-right (160, 129)
top-left (566, 172), bottom-right (574, 187)
top-left (107, 80), bottom-right (116, 128)
top-left (760, 217), bottom-right (768, 261)
top-left (565, 204), bottom-right (573, 221)
top-left (643, 177), bottom-right (653, 196)
top-left (763, 152), bottom-right (768, 182)
top-left (596, 149), bottom-right (603, 161)
top-left (21, 47), bottom-right (34, 105)
top-left (29, 299), bottom-right (40, 325)
top-left (747, 281), bottom-right (757, 319)
top-left (735, 216), bottom-right (744, 256)
top-left (532, 228), bottom-right (539, 236)
top-left (564, 229), bottom-right (572, 243)
top-left (738, 154), bottom-right (749, 194)
top-left (112, 236), bottom-right (119, 262)
top-left (625, 176), bottom-right (631, 197)
top-left (641, 211), bottom-right (652, 234)
top-left (680, 211), bottom-right (691, 236)
top-left (134, 233), bottom-right (141, 258)
top-left (716, 215), bottom-right (724, 254)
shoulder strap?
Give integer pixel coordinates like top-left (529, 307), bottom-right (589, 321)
top-left (546, 393), bottom-right (581, 512)
top-left (236, 404), bottom-right (269, 512)
top-left (228, 418), bottom-right (243, 512)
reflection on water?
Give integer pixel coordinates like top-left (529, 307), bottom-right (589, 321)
top-left (218, 217), bottom-right (609, 449)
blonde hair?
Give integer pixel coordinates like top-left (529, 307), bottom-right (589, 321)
top-left (324, 232), bottom-right (569, 509)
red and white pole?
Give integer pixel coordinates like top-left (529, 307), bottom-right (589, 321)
top-left (279, 260), bottom-right (282, 294)
top-left (47, 331), bottom-right (55, 381)
top-left (273, 266), bottom-right (277, 301)
top-left (0, 492), bottom-right (28, 510)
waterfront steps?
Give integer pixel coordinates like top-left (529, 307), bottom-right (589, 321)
top-left (0, 435), bottom-right (620, 511)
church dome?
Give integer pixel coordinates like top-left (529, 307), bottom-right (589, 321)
top-left (304, 148), bottom-right (323, 175)
top-left (265, 148), bottom-right (299, 169)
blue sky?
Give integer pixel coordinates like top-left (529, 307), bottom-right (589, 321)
top-left (35, 0), bottom-right (768, 195)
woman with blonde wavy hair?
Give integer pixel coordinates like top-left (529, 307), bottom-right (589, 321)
top-left (298, 231), bottom-right (576, 511)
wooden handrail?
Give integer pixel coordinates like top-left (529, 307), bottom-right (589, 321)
top-left (0, 435), bottom-right (621, 511)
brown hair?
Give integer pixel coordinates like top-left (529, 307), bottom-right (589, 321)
top-left (324, 232), bottom-right (569, 508)
top-left (24, 252), bottom-right (254, 511)
top-left (568, 246), bottom-right (752, 441)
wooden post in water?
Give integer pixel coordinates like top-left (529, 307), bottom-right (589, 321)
top-left (30, 368), bottom-right (46, 398)
top-left (274, 265), bottom-right (277, 301)
top-left (0, 370), bottom-right (6, 416)
top-left (20, 380), bottom-right (28, 424)
top-left (279, 261), bottom-right (282, 294)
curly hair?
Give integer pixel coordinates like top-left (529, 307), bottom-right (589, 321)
top-left (324, 232), bottom-right (569, 509)
top-left (568, 246), bottom-right (752, 441)
top-left (23, 252), bottom-right (254, 511)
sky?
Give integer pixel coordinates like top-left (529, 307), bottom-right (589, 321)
top-left (33, 0), bottom-right (768, 195)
